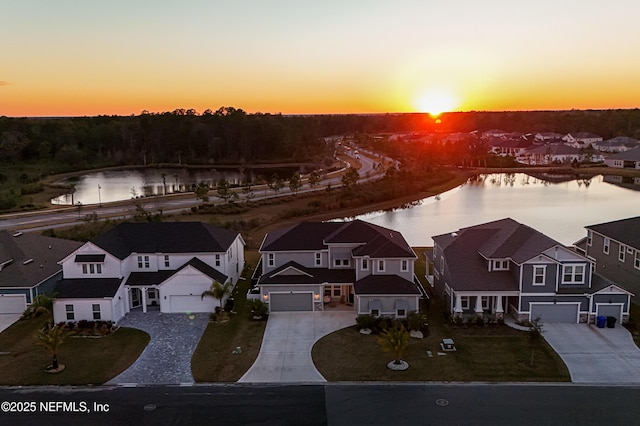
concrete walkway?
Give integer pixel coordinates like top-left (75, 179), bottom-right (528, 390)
top-left (0, 314), bottom-right (21, 334)
top-left (107, 310), bottom-right (209, 385)
top-left (542, 323), bottom-right (640, 383)
top-left (239, 311), bottom-right (355, 383)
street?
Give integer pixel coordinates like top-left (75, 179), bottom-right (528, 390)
top-left (0, 383), bottom-right (638, 425)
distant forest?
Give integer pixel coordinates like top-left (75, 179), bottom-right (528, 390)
top-left (1, 107), bottom-right (640, 168)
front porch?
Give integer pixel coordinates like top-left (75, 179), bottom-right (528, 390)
top-left (451, 293), bottom-right (519, 320)
top-left (127, 286), bottom-right (160, 313)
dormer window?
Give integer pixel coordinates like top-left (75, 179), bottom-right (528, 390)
top-left (493, 259), bottom-right (509, 271)
top-left (267, 253), bottom-right (274, 267)
top-left (137, 255), bottom-right (150, 269)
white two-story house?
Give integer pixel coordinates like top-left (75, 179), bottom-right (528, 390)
top-left (255, 220), bottom-right (421, 317)
top-left (429, 218), bottom-right (632, 324)
top-left (52, 222), bottom-right (245, 323)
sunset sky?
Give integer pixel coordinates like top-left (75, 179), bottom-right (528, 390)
top-left (2, 1), bottom-right (639, 116)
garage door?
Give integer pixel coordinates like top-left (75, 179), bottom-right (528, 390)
top-left (169, 295), bottom-right (212, 313)
top-left (0, 294), bottom-right (27, 314)
top-left (530, 303), bottom-right (579, 323)
top-left (270, 293), bottom-right (313, 312)
top-left (597, 304), bottom-right (623, 323)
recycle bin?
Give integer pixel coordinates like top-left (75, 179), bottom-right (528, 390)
top-left (606, 316), bottom-right (617, 328)
top-left (596, 316), bottom-right (606, 328)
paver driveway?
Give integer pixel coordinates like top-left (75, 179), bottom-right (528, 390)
top-left (543, 323), bottom-right (640, 383)
top-left (106, 310), bottom-right (209, 385)
top-left (239, 311), bottom-right (355, 383)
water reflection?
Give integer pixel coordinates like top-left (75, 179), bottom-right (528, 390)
top-left (344, 173), bottom-right (640, 247)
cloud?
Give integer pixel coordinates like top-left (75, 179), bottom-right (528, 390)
top-left (0, 81), bottom-right (9, 86)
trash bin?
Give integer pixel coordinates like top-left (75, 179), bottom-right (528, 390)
top-left (596, 316), bottom-right (606, 328)
top-left (606, 316), bottom-right (617, 328)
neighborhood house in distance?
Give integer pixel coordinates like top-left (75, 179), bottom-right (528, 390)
top-left (252, 220), bottom-right (423, 317)
top-left (51, 222), bottom-right (245, 324)
top-left (428, 218), bottom-right (633, 325)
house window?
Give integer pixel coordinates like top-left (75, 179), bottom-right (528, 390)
top-left (92, 304), bottom-right (101, 320)
top-left (65, 304), bottom-right (74, 321)
top-left (604, 238), bottom-right (610, 254)
top-left (89, 264), bottom-right (95, 274)
top-left (635, 250), bottom-right (640, 270)
top-left (215, 254), bottom-right (221, 267)
top-left (460, 296), bottom-right (470, 310)
top-left (137, 255), bottom-right (150, 269)
top-left (587, 230), bottom-right (592, 246)
top-left (378, 260), bottom-right (385, 272)
top-left (267, 253), bottom-right (274, 267)
top-left (481, 296), bottom-right (490, 310)
top-left (562, 264), bottom-right (585, 284)
top-left (315, 253), bottom-right (321, 266)
top-left (82, 263), bottom-right (101, 274)
top-left (362, 259), bottom-right (369, 270)
top-left (371, 309), bottom-right (380, 317)
top-left (96, 264), bottom-right (102, 273)
top-left (397, 309), bottom-right (406, 317)
top-left (82, 264), bottom-right (87, 274)
top-left (333, 287), bottom-right (341, 297)
top-left (342, 259), bottom-right (350, 266)
top-left (164, 255), bottom-right (170, 268)
top-left (493, 260), bottom-right (509, 270)
top-left (533, 266), bottom-right (546, 285)
top-left (401, 260), bottom-right (408, 272)
top-left (619, 245), bottom-right (626, 262)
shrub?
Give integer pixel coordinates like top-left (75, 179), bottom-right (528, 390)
top-left (246, 299), bottom-right (268, 320)
top-left (407, 311), bottom-right (426, 331)
top-left (356, 314), bottom-right (376, 330)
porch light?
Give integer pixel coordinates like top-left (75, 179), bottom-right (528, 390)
top-left (314, 293), bottom-right (320, 300)
top-left (263, 294), bottom-right (269, 301)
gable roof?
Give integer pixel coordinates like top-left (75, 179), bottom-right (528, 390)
top-left (258, 261), bottom-right (355, 285)
top-left (260, 220), bottom-right (415, 258)
top-left (353, 274), bottom-right (420, 295)
top-left (586, 216), bottom-right (640, 249)
top-left (0, 231), bottom-right (83, 288)
top-left (124, 257), bottom-right (228, 287)
top-left (90, 222), bottom-right (240, 259)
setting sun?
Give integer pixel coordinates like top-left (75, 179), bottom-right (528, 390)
top-left (415, 90), bottom-right (459, 116)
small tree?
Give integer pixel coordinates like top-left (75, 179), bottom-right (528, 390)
top-left (268, 174), bottom-right (284, 196)
top-left (288, 171), bottom-right (302, 195)
top-left (242, 183), bottom-right (255, 203)
top-left (377, 321), bottom-right (410, 366)
top-left (308, 170), bottom-right (320, 190)
top-left (194, 181), bottom-right (210, 206)
top-left (23, 294), bottom-right (54, 320)
top-left (34, 324), bottom-right (74, 370)
top-left (528, 317), bottom-right (544, 367)
top-left (341, 167), bottom-right (359, 190)
top-left (216, 178), bottom-right (233, 203)
top-left (201, 280), bottom-right (232, 318)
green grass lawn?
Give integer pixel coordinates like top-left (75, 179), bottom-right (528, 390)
top-left (0, 317), bottom-right (149, 385)
top-left (191, 252), bottom-right (266, 382)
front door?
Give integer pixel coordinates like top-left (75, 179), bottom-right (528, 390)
top-left (130, 288), bottom-right (142, 308)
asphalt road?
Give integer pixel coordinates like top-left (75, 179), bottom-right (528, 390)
top-left (0, 383), bottom-right (638, 425)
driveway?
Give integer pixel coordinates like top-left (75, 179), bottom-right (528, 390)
top-left (106, 310), bottom-right (209, 385)
top-left (0, 314), bottom-right (21, 334)
top-left (239, 311), bottom-right (355, 383)
top-left (543, 323), bottom-right (640, 383)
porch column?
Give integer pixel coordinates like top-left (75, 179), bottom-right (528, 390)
top-left (454, 294), bottom-right (463, 317)
top-left (475, 295), bottom-right (484, 316)
top-left (141, 287), bottom-right (148, 313)
top-left (124, 287), bottom-right (130, 313)
top-left (495, 295), bottom-right (504, 320)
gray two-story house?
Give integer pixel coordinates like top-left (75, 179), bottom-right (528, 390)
top-left (256, 220), bottom-right (420, 317)
top-left (579, 216), bottom-right (640, 299)
top-left (429, 218), bottom-right (632, 324)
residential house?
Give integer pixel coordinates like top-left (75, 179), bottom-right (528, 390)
top-left (522, 144), bottom-right (583, 165)
top-left (603, 146), bottom-right (640, 169)
top-left (562, 132), bottom-right (603, 149)
top-left (52, 222), bottom-right (245, 323)
top-left (534, 132), bottom-right (565, 143)
top-left (579, 216), bottom-right (640, 300)
top-left (255, 220), bottom-right (421, 317)
top-left (428, 218), bottom-right (632, 324)
top-left (594, 136), bottom-right (640, 153)
top-left (481, 129), bottom-right (510, 140)
top-left (0, 231), bottom-right (82, 314)
top-left (487, 138), bottom-right (532, 159)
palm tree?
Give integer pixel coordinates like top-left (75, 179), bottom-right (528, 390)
top-left (377, 322), bottom-right (410, 367)
top-left (34, 324), bottom-right (74, 370)
top-left (201, 280), bottom-right (232, 316)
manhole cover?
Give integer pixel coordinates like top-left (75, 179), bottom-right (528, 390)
top-left (143, 404), bottom-right (157, 411)
top-left (435, 399), bottom-right (449, 407)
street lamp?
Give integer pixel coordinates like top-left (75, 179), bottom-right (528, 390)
top-left (98, 185), bottom-right (102, 207)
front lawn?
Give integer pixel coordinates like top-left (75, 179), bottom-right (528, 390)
top-left (191, 252), bottom-right (266, 382)
top-left (0, 317), bottom-right (149, 385)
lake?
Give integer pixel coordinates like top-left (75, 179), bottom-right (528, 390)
top-left (346, 173), bottom-right (640, 247)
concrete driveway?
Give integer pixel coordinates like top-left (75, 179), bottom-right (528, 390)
top-left (239, 311), bottom-right (355, 383)
top-left (0, 314), bottom-right (22, 334)
top-left (543, 323), bottom-right (640, 383)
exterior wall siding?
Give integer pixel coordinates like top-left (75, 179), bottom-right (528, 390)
top-left (592, 294), bottom-right (629, 313)
top-left (53, 298), bottom-right (116, 323)
top-left (521, 263), bottom-right (558, 293)
top-left (356, 295), bottom-right (418, 316)
top-left (520, 295), bottom-right (589, 312)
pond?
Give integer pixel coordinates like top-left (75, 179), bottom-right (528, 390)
top-left (346, 173), bottom-right (640, 247)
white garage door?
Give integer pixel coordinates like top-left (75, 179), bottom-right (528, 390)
top-left (0, 294), bottom-right (27, 314)
top-left (597, 304), bottom-right (623, 323)
top-left (270, 293), bottom-right (313, 312)
top-left (169, 295), bottom-right (212, 313)
top-left (531, 303), bottom-right (579, 323)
